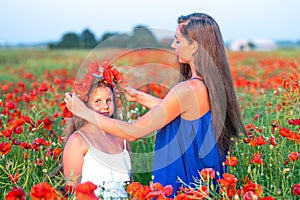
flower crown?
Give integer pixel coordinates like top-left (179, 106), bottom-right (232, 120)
top-left (73, 61), bottom-right (123, 101)
top-left (60, 61), bottom-right (123, 118)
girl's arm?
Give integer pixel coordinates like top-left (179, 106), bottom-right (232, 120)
top-left (63, 133), bottom-right (85, 187)
top-left (65, 82), bottom-right (190, 142)
top-left (123, 86), bottom-right (162, 109)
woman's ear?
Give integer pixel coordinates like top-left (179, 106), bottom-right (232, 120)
top-left (192, 41), bottom-right (198, 54)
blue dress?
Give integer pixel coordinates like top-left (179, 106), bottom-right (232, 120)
top-left (152, 111), bottom-right (226, 196)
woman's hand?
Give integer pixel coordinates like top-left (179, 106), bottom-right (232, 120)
top-left (123, 86), bottom-right (139, 102)
top-left (64, 92), bottom-right (88, 119)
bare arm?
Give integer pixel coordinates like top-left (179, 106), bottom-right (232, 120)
top-left (123, 86), bottom-right (162, 109)
top-left (65, 82), bottom-right (190, 142)
top-left (63, 133), bottom-right (85, 187)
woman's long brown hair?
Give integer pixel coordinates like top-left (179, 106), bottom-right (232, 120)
top-left (177, 13), bottom-right (246, 157)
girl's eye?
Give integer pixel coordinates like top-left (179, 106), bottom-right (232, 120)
top-left (106, 99), bottom-right (112, 103)
top-left (95, 100), bottom-right (100, 103)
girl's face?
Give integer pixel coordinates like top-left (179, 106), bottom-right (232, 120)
top-left (87, 87), bottom-right (114, 117)
top-left (171, 25), bottom-right (195, 64)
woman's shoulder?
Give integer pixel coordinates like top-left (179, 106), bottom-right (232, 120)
top-left (171, 80), bottom-right (206, 96)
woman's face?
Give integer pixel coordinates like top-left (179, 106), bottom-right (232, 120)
top-left (171, 25), bottom-right (194, 64)
top-left (87, 87), bottom-right (114, 117)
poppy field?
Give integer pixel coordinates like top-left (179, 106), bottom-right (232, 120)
top-left (0, 48), bottom-right (299, 199)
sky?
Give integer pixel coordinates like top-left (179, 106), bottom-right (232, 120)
top-left (1, 0), bottom-right (299, 45)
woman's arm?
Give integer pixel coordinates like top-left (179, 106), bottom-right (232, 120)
top-left (123, 86), bottom-right (162, 109)
top-left (65, 82), bottom-right (190, 142)
top-left (63, 133), bottom-right (85, 187)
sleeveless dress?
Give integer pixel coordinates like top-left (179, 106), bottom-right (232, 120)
top-left (77, 131), bottom-right (131, 199)
top-left (152, 78), bottom-right (226, 196)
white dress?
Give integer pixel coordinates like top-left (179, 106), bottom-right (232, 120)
top-left (77, 131), bottom-right (131, 199)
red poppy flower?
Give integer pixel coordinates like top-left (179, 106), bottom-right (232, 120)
top-left (260, 196), bottom-right (276, 200)
top-left (59, 102), bottom-right (73, 118)
top-left (243, 191), bottom-right (258, 200)
top-left (175, 193), bottom-right (189, 200)
top-left (0, 142), bottom-right (12, 156)
top-left (8, 173), bottom-right (21, 183)
top-left (279, 127), bottom-right (300, 143)
top-left (75, 181), bottom-right (98, 200)
top-left (2, 129), bottom-right (12, 138)
top-left (127, 182), bottom-right (143, 194)
top-left (132, 185), bottom-right (151, 199)
top-left (199, 168), bottom-right (216, 181)
top-left (30, 182), bottom-right (58, 200)
top-left (20, 142), bottom-right (32, 149)
top-left (103, 64), bottom-right (115, 86)
top-left (38, 82), bottom-right (49, 92)
top-left (5, 186), bottom-right (25, 200)
top-left (73, 73), bottom-right (94, 101)
top-left (43, 117), bottom-right (53, 130)
top-left (292, 183), bottom-right (300, 196)
top-left (250, 152), bottom-right (264, 165)
top-left (177, 186), bottom-right (208, 199)
top-left (112, 68), bottom-right (123, 83)
top-left (270, 136), bottom-right (277, 146)
top-left (288, 119), bottom-right (300, 125)
top-left (288, 152), bottom-right (299, 161)
top-left (242, 183), bottom-right (263, 197)
top-left (217, 173), bottom-right (238, 198)
top-left (5, 101), bottom-right (16, 110)
top-left (225, 156), bottom-right (239, 167)
top-left (53, 147), bottom-right (63, 159)
top-left (248, 136), bottom-right (268, 147)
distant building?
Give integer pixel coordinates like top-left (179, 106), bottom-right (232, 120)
top-left (228, 39), bottom-right (277, 51)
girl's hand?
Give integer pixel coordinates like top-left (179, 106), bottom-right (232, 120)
top-left (64, 92), bottom-right (88, 118)
top-left (123, 86), bottom-right (139, 102)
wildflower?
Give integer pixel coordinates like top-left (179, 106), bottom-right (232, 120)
top-left (5, 186), bottom-right (25, 200)
top-left (260, 196), bottom-right (275, 200)
top-left (146, 182), bottom-right (173, 199)
top-left (288, 119), bottom-right (300, 125)
top-left (217, 173), bottom-right (238, 198)
top-left (248, 136), bottom-right (268, 147)
top-left (199, 168), bottom-right (216, 181)
top-left (177, 186), bottom-right (208, 199)
top-left (225, 156), bottom-right (239, 167)
top-left (43, 117), bottom-right (53, 130)
top-left (8, 173), bottom-right (20, 183)
top-left (250, 153), bottom-right (264, 165)
top-left (59, 102), bottom-right (73, 118)
top-left (279, 127), bottom-right (300, 143)
top-left (0, 142), bottom-right (12, 156)
top-left (288, 152), bottom-right (299, 161)
top-left (269, 136), bottom-right (277, 146)
top-left (243, 191), bottom-right (258, 200)
top-left (30, 182), bottom-right (58, 200)
top-left (20, 142), bottom-right (32, 150)
top-left (292, 183), bottom-right (300, 196)
top-left (242, 183), bottom-right (263, 197)
top-left (75, 181), bottom-right (98, 200)
top-left (126, 182), bottom-right (143, 195)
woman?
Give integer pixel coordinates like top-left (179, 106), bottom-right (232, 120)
top-left (65, 13), bottom-right (245, 196)
top-left (63, 78), bottom-right (132, 199)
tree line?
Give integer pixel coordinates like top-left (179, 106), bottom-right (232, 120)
top-left (48, 25), bottom-right (171, 49)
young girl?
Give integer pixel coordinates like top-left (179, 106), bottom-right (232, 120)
top-left (63, 78), bottom-right (131, 199)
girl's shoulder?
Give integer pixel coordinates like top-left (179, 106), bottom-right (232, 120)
top-left (66, 130), bottom-right (90, 149)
